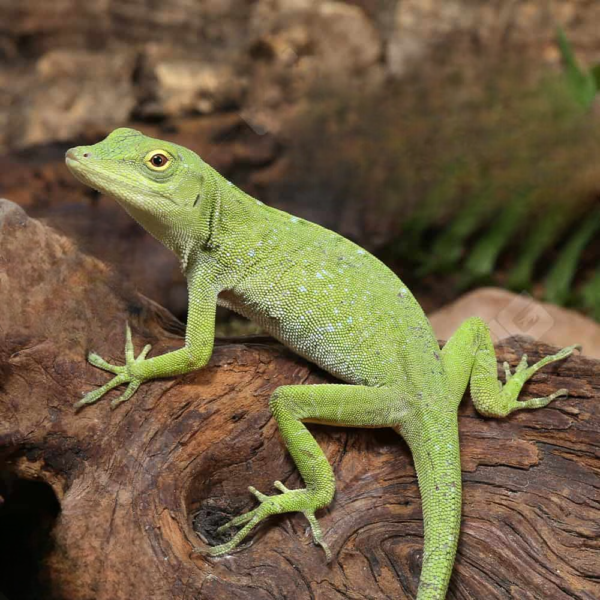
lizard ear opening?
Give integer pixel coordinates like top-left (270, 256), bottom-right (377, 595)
top-left (193, 193), bottom-right (201, 208)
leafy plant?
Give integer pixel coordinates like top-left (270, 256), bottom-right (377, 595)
top-left (557, 27), bottom-right (598, 108)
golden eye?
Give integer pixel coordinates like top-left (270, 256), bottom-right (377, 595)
top-left (144, 150), bottom-right (172, 171)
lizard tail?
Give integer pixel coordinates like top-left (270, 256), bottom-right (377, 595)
top-left (403, 415), bottom-right (462, 600)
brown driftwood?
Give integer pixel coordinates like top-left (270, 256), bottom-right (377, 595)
top-left (1, 198), bottom-right (599, 600)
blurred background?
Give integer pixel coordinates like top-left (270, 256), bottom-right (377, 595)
top-left (0, 0), bottom-right (599, 340)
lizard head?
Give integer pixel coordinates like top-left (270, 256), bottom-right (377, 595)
top-left (65, 128), bottom-right (206, 235)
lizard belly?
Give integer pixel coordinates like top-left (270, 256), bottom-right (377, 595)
top-left (218, 286), bottom-right (438, 388)
top-left (218, 289), bottom-right (372, 384)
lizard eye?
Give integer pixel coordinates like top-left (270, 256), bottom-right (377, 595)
top-left (144, 150), bottom-right (172, 171)
top-left (151, 154), bottom-right (167, 167)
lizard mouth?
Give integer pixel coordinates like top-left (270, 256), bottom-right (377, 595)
top-left (64, 151), bottom-right (126, 198)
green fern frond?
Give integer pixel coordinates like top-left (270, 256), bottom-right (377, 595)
top-left (507, 202), bottom-right (571, 291)
top-left (580, 268), bottom-right (600, 321)
top-left (556, 27), bottom-right (597, 109)
top-left (462, 189), bottom-right (534, 286)
top-left (544, 208), bottom-right (600, 305)
top-left (419, 181), bottom-right (493, 275)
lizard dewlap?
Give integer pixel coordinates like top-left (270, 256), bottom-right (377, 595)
top-left (66, 128), bottom-right (580, 600)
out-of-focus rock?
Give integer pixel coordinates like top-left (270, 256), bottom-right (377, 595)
top-left (245, 0), bottom-right (383, 132)
top-left (428, 287), bottom-right (600, 359)
top-left (8, 50), bottom-right (136, 149)
top-left (141, 54), bottom-right (246, 117)
top-left (251, 1), bottom-right (381, 75)
top-left (387, 0), bottom-right (600, 77)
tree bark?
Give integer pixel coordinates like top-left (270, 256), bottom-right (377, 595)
top-left (1, 198), bottom-right (599, 600)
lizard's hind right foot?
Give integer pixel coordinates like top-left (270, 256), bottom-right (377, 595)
top-left (199, 483), bottom-right (331, 561)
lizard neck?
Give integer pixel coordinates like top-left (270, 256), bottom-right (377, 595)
top-left (121, 202), bottom-right (199, 271)
top-left (121, 166), bottom-right (256, 273)
top-left (186, 172), bottom-right (281, 277)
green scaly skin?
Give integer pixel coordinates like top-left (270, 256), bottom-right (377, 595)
top-left (66, 128), bottom-right (580, 600)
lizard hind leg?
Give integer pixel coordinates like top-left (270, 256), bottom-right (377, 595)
top-left (442, 316), bottom-right (581, 417)
top-left (197, 383), bottom-right (403, 561)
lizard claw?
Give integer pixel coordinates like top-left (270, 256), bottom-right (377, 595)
top-left (75, 323), bottom-right (149, 410)
top-left (199, 483), bottom-right (331, 561)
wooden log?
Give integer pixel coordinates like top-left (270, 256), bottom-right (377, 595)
top-left (1, 198), bottom-right (598, 600)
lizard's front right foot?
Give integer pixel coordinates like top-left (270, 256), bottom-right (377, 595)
top-left (75, 323), bottom-right (152, 410)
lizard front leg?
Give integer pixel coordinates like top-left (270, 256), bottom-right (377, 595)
top-left (76, 276), bottom-right (219, 409)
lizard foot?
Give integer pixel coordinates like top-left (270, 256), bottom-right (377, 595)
top-left (194, 481), bottom-right (331, 561)
top-left (505, 344), bottom-right (581, 383)
top-left (75, 323), bottom-right (152, 410)
top-left (501, 344), bottom-right (581, 412)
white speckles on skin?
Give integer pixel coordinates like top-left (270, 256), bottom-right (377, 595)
top-left (161, 156), bottom-right (471, 595)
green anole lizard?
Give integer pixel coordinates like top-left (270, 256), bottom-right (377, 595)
top-left (65, 128), bottom-right (580, 600)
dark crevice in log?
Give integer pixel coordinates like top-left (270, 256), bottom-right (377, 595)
top-left (0, 471), bottom-right (61, 600)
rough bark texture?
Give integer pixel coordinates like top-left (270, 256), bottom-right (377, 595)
top-left (1, 198), bottom-right (599, 600)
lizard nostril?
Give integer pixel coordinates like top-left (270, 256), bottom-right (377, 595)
top-left (83, 153), bottom-right (90, 158)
